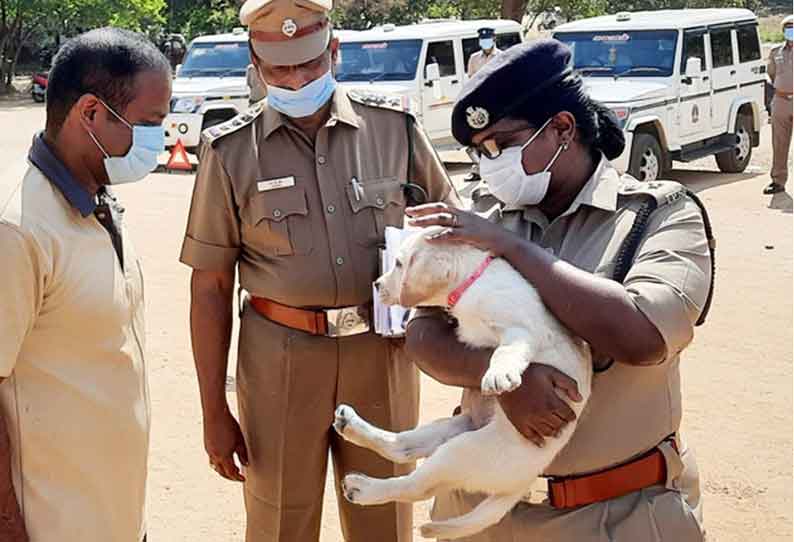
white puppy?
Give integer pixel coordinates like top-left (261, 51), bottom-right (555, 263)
top-left (332, 228), bottom-right (593, 540)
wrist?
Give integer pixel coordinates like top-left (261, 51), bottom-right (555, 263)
top-left (201, 396), bottom-right (231, 422)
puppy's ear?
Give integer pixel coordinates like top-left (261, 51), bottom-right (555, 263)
top-left (398, 245), bottom-right (452, 307)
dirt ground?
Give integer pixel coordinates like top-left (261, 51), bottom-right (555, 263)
top-left (0, 100), bottom-right (791, 541)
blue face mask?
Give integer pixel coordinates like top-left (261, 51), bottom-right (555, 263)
top-left (266, 69), bottom-right (337, 118)
top-left (480, 38), bottom-right (495, 51)
top-left (785, 27), bottom-right (793, 41)
top-left (87, 99), bottom-right (164, 185)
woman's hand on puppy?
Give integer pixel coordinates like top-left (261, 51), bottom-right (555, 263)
top-left (497, 364), bottom-right (582, 447)
top-left (406, 203), bottom-right (518, 257)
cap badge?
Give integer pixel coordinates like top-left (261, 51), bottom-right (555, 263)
top-left (281, 18), bottom-right (298, 38)
top-left (466, 106), bottom-right (489, 130)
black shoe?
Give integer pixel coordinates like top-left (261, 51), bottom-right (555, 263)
top-left (463, 172), bottom-right (481, 183)
top-left (763, 183), bottom-right (785, 195)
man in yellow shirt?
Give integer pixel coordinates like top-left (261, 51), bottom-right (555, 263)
top-left (0, 28), bottom-right (170, 542)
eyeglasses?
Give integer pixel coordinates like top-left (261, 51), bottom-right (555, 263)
top-left (465, 117), bottom-right (554, 161)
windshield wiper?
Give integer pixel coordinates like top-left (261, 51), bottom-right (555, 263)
top-left (614, 66), bottom-right (665, 79)
top-left (577, 66), bottom-right (613, 74)
top-left (368, 71), bottom-right (389, 83)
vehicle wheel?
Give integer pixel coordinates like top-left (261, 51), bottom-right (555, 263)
top-left (716, 114), bottom-right (753, 173)
top-left (629, 133), bottom-right (666, 182)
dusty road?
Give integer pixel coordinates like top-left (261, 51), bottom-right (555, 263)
top-left (0, 99), bottom-right (791, 541)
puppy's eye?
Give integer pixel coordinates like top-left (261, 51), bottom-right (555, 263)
top-left (394, 260), bottom-right (403, 269)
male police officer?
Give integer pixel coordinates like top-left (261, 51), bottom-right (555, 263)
top-left (464, 27), bottom-right (501, 183)
top-left (0, 28), bottom-right (170, 542)
top-left (179, 1), bottom-right (459, 541)
top-left (764, 14), bottom-right (793, 195)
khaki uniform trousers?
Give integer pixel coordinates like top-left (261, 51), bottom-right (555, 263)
top-left (431, 443), bottom-right (705, 542)
top-left (236, 304), bottom-right (419, 542)
top-left (771, 95), bottom-right (793, 186)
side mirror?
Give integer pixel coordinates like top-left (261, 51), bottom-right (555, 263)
top-left (425, 62), bottom-right (441, 82)
top-left (684, 57), bottom-right (702, 79)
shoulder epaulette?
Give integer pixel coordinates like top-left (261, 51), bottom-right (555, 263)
top-left (347, 89), bottom-right (414, 115)
top-left (201, 101), bottom-right (265, 146)
top-left (618, 178), bottom-right (687, 207)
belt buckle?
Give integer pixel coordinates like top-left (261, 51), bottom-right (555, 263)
top-left (325, 306), bottom-right (370, 337)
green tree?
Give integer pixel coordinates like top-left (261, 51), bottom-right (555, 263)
top-left (0, 0), bottom-right (165, 93)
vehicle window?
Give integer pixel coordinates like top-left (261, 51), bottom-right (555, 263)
top-left (425, 41), bottom-right (456, 77)
top-left (736, 24), bottom-right (761, 63)
top-left (496, 32), bottom-right (522, 51)
top-left (710, 28), bottom-right (734, 68)
top-left (681, 31), bottom-right (707, 73)
top-left (179, 42), bottom-right (249, 77)
top-left (336, 39), bottom-right (422, 82)
top-left (462, 38), bottom-right (479, 69)
top-left (554, 30), bottom-right (678, 77)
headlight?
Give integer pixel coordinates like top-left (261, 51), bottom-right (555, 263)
top-left (172, 97), bottom-right (205, 113)
top-left (611, 106), bottom-right (631, 129)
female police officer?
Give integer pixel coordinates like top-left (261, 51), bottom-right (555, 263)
top-left (404, 40), bottom-right (712, 541)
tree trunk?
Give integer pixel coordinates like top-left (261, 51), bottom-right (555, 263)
top-left (501, 0), bottom-right (529, 22)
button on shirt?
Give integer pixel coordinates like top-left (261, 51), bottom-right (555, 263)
top-left (472, 157), bottom-right (711, 475)
top-left (180, 88), bottom-right (459, 308)
top-left (0, 135), bottom-right (149, 542)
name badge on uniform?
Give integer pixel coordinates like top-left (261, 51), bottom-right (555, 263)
top-left (257, 176), bottom-right (295, 192)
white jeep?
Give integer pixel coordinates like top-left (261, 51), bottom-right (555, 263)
top-left (163, 28), bottom-right (252, 154)
top-left (554, 9), bottom-right (767, 181)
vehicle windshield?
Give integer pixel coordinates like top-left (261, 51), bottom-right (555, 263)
top-left (336, 40), bottom-right (421, 82)
top-left (554, 30), bottom-right (678, 77)
top-left (179, 42), bottom-right (249, 77)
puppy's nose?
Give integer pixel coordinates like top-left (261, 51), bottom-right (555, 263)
top-left (374, 280), bottom-right (381, 291)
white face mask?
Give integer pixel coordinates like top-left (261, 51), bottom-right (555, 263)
top-left (87, 98), bottom-right (164, 185)
top-left (479, 117), bottom-right (566, 207)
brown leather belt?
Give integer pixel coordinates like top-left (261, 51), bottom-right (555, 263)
top-left (248, 296), bottom-right (371, 337)
top-left (547, 440), bottom-right (677, 509)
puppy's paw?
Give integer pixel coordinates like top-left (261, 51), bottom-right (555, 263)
top-left (342, 473), bottom-right (381, 505)
top-left (481, 366), bottom-right (523, 395)
top-left (333, 404), bottom-right (357, 437)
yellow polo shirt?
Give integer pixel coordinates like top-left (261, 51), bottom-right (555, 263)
top-left (0, 136), bottom-right (149, 542)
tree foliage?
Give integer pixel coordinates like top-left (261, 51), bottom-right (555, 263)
top-left (0, 0), bottom-right (165, 92)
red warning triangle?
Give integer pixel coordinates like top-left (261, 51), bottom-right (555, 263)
top-left (167, 139), bottom-right (193, 171)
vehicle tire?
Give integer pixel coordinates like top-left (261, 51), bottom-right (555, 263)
top-left (715, 114), bottom-right (753, 174)
top-left (628, 132), bottom-right (666, 182)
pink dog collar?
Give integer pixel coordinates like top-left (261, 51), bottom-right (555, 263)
top-left (447, 255), bottom-right (494, 309)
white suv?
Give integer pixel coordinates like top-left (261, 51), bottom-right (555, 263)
top-left (554, 9), bottom-right (767, 181)
top-left (164, 29), bottom-right (251, 154)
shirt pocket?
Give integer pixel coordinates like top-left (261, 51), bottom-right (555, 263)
top-left (240, 186), bottom-right (313, 256)
top-left (345, 176), bottom-right (406, 247)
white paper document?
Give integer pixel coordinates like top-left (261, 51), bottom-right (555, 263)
top-left (373, 226), bottom-right (417, 337)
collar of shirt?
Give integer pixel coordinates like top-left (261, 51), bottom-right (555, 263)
top-left (261, 87), bottom-right (361, 141)
top-left (28, 132), bottom-right (97, 217)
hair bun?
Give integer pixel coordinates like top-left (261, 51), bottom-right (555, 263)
top-left (592, 103), bottom-right (625, 160)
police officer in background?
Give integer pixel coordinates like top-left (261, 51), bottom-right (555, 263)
top-left (406, 40), bottom-right (712, 541)
top-left (179, 1), bottom-right (459, 541)
top-left (764, 14), bottom-right (793, 195)
top-left (464, 27), bottom-right (501, 183)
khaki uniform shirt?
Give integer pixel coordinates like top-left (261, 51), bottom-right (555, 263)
top-left (471, 157), bottom-right (711, 476)
top-left (467, 48), bottom-right (501, 78)
top-left (0, 138), bottom-right (149, 542)
top-left (180, 88), bottom-right (458, 306)
top-left (768, 43), bottom-right (793, 93)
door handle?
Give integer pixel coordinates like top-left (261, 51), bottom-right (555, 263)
top-left (451, 79), bottom-right (459, 84)
top-left (730, 70), bottom-right (736, 76)
top-left (424, 81), bottom-right (433, 88)
top-left (702, 76), bottom-right (710, 81)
